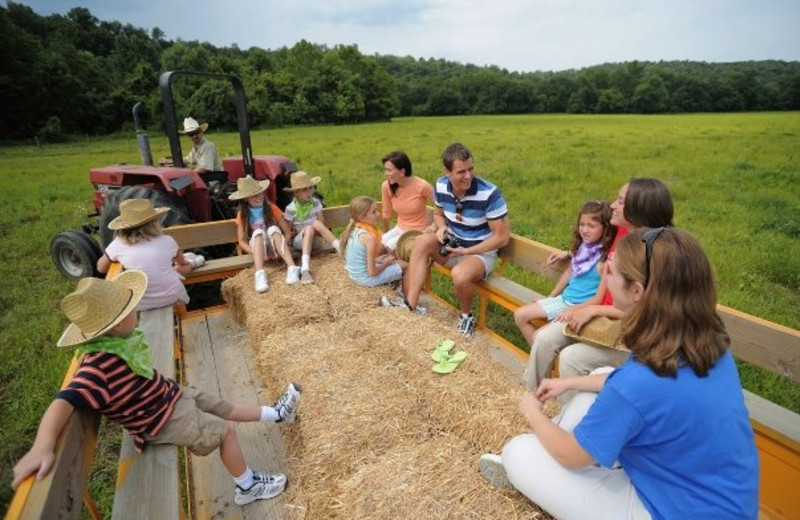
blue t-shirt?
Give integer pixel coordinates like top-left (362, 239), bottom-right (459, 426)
top-left (574, 351), bottom-right (758, 520)
top-left (433, 176), bottom-right (507, 248)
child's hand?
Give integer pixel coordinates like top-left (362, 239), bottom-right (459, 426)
top-left (546, 250), bottom-right (569, 266)
top-left (12, 447), bottom-right (55, 489)
top-left (397, 259), bottom-right (409, 270)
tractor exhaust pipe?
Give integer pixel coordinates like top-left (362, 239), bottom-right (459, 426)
top-left (133, 102), bottom-right (154, 166)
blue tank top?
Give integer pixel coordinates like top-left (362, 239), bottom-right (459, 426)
top-left (562, 259), bottom-right (602, 304)
top-left (344, 229), bottom-right (369, 282)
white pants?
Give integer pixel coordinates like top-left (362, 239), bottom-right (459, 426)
top-left (523, 322), bottom-right (629, 391)
top-left (381, 225), bottom-right (405, 250)
top-left (501, 380), bottom-right (651, 520)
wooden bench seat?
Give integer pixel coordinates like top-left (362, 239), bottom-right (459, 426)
top-left (111, 305), bottom-right (181, 520)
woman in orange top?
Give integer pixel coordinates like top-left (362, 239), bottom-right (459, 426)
top-left (380, 151), bottom-right (434, 250)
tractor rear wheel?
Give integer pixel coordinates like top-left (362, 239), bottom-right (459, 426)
top-left (50, 230), bottom-right (102, 281)
top-left (98, 186), bottom-right (192, 248)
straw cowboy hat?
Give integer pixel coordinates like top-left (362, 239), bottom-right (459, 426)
top-left (564, 317), bottom-right (628, 351)
top-left (283, 171), bottom-right (321, 192)
top-left (180, 117), bottom-right (209, 134)
top-left (228, 175), bottom-right (270, 200)
top-left (57, 270), bottom-right (148, 347)
top-left (396, 229), bottom-right (423, 262)
top-left (108, 199), bottom-right (170, 230)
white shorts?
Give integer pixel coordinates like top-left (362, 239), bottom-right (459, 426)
top-left (381, 226), bottom-right (405, 250)
top-left (537, 295), bottom-right (572, 321)
top-left (292, 227), bottom-right (330, 252)
top-left (250, 226), bottom-right (284, 259)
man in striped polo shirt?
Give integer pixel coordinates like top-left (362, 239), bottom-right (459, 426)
top-left (381, 142), bottom-right (510, 337)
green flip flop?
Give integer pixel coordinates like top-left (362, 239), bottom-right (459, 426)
top-left (431, 339), bottom-right (456, 362)
top-left (433, 351), bottom-right (467, 374)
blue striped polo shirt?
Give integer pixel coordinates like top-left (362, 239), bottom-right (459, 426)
top-left (433, 176), bottom-right (508, 248)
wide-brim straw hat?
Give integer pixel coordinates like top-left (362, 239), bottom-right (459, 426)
top-left (57, 270), bottom-right (148, 347)
top-left (283, 171), bottom-right (321, 192)
top-left (108, 198), bottom-right (170, 230)
top-left (179, 117), bottom-right (209, 134)
top-left (563, 317), bottom-right (627, 351)
top-left (396, 229), bottom-right (423, 262)
top-left (228, 176), bottom-right (270, 200)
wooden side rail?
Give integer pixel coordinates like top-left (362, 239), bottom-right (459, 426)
top-left (5, 357), bottom-right (102, 520)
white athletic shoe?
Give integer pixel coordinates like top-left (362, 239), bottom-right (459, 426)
top-left (254, 270), bottom-right (269, 293)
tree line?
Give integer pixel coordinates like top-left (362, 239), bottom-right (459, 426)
top-left (1, 2), bottom-right (799, 142)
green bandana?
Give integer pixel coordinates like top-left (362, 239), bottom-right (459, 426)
top-left (293, 198), bottom-right (314, 223)
top-left (76, 328), bottom-right (154, 379)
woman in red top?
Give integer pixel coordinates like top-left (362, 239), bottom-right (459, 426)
top-left (523, 178), bottom-right (674, 391)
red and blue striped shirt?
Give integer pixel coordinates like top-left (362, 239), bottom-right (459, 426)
top-left (58, 351), bottom-right (182, 452)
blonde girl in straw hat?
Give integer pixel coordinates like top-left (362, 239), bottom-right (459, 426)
top-left (282, 171), bottom-right (340, 284)
top-left (12, 271), bottom-right (303, 505)
top-left (229, 176), bottom-right (300, 293)
top-left (339, 196), bottom-right (407, 287)
top-left (97, 198), bottom-right (193, 310)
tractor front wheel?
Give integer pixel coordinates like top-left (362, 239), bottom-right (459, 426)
top-left (50, 231), bottom-right (102, 281)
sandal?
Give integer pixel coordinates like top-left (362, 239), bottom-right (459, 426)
top-left (432, 339), bottom-right (456, 362)
top-left (433, 351), bottom-right (467, 374)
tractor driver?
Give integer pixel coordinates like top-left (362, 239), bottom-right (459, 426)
top-left (180, 116), bottom-right (222, 173)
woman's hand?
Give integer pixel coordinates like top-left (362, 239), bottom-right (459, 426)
top-left (424, 224), bottom-right (436, 234)
top-left (546, 250), bottom-right (569, 266)
top-left (534, 378), bottom-right (572, 402)
top-left (518, 391), bottom-right (544, 422)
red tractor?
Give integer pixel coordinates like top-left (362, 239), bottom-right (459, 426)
top-left (51, 70), bottom-right (297, 280)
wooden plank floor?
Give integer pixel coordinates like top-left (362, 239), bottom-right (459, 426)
top-left (180, 309), bottom-right (289, 520)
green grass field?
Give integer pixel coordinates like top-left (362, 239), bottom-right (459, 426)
top-left (1, 113), bottom-right (798, 513)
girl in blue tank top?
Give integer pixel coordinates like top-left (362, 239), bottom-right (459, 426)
top-left (339, 196), bottom-right (406, 287)
top-left (514, 200), bottom-right (615, 346)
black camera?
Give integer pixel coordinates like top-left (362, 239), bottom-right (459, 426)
top-left (439, 231), bottom-right (462, 257)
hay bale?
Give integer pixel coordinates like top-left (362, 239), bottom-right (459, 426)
top-left (335, 436), bottom-right (546, 520)
top-left (224, 257), bottom-right (555, 519)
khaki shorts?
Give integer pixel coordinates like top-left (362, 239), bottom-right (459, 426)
top-left (145, 386), bottom-right (234, 456)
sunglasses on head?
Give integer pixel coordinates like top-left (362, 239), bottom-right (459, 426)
top-left (641, 227), bottom-right (665, 288)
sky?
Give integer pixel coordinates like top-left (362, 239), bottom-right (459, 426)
top-left (16, 0), bottom-right (800, 73)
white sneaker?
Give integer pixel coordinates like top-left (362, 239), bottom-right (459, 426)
top-left (274, 382), bottom-right (302, 423)
top-left (286, 266), bottom-right (301, 285)
top-left (233, 470), bottom-right (287, 505)
top-left (254, 270), bottom-right (269, 293)
top-left (478, 453), bottom-right (511, 488)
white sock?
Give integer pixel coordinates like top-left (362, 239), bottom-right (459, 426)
top-left (461, 312), bottom-right (472, 318)
top-left (260, 405), bottom-right (279, 422)
top-left (234, 467), bottom-right (254, 489)
top-left (301, 255), bottom-right (311, 272)
top-left (332, 238), bottom-right (340, 252)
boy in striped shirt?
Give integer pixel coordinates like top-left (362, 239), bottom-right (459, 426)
top-left (12, 271), bottom-right (301, 506)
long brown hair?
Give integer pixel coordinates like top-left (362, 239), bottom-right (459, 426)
top-left (339, 196), bottom-right (375, 259)
top-left (616, 228), bottom-right (729, 377)
top-left (237, 197), bottom-right (276, 236)
top-left (569, 200), bottom-right (616, 261)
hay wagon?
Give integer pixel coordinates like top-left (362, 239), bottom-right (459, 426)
top-left (6, 205), bottom-right (799, 520)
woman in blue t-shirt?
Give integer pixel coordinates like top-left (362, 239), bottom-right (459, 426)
top-left (480, 228), bottom-right (759, 520)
